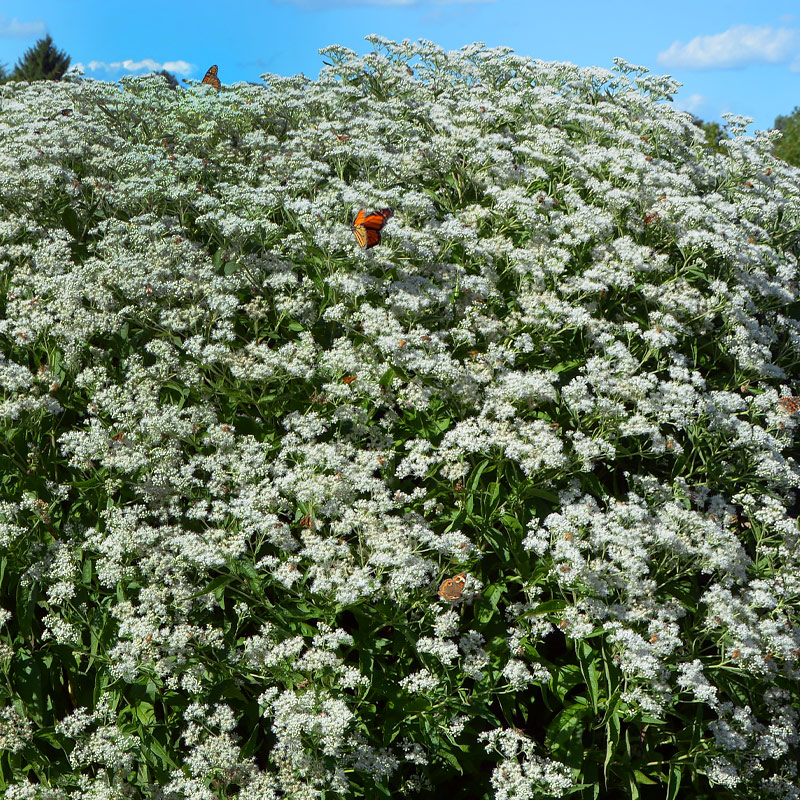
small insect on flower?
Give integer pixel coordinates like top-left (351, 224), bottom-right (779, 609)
top-left (342, 375), bottom-right (357, 385)
top-left (202, 64), bottom-right (221, 92)
top-left (352, 208), bottom-right (393, 249)
top-left (438, 573), bottom-right (467, 601)
top-left (778, 396), bottom-right (800, 414)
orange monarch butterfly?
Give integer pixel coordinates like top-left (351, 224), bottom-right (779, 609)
top-left (352, 207), bottom-right (393, 249)
top-left (202, 64), bottom-right (221, 92)
top-left (438, 573), bottom-right (466, 600)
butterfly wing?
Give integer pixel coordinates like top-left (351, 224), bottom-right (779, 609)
top-left (779, 396), bottom-right (800, 413)
top-left (438, 573), bottom-right (466, 599)
top-left (202, 65), bottom-right (221, 91)
top-left (361, 208), bottom-right (393, 229)
top-left (352, 209), bottom-right (369, 248)
top-left (353, 208), bottom-right (393, 249)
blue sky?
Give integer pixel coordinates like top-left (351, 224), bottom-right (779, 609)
top-left (2, 1), bottom-right (800, 131)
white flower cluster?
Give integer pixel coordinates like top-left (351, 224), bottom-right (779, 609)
top-left (479, 727), bottom-right (575, 798)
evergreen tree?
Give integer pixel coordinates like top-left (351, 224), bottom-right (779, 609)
top-left (155, 69), bottom-right (178, 89)
top-left (0, 62), bottom-right (8, 83)
top-left (12, 35), bottom-right (71, 82)
top-left (773, 107), bottom-right (800, 167)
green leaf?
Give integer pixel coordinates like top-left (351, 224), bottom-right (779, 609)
top-left (604, 705), bottom-right (620, 783)
top-left (546, 704), bottom-right (586, 768)
top-left (379, 367), bottom-right (395, 388)
top-left (633, 769), bottom-right (657, 785)
top-left (136, 702), bottom-right (156, 725)
top-left (666, 760), bottom-right (682, 800)
top-left (82, 557), bottom-right (93, 585)
top-left (575, 640), bottom-right (600, 714)
top-left (62, 205), bottom-right (81, 239)
top-left (439, 747), bottom-right (464, 774)
top-left (16, 581), bottom-right (38, 639)
top-left (190, 574), bottom-right (235, 599)
top-left (469, 458), bottom-right (493, 490)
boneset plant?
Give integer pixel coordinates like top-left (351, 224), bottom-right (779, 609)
top-left (0, 33), bottom-right (799, 800)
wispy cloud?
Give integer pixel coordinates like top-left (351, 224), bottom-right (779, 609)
top-left (74, 58), bottom-right (194, 76)
top-left (0, 15), bottom-right (46, 39)
top-left (277, 0), bottom-right (492, 8)
top-left (673, 93), bottom-right (707, 115)
top-left (658, 24), bottom-right (799, 70)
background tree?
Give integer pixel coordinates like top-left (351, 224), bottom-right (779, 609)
top-left (772, 106), bottom-right (800, 167)
top-left (12, 34), bottom-right (71, 82)
top-left (690, 116), bottom-right (730, 154)
top-left (155, 69), bottom-right (178, 89)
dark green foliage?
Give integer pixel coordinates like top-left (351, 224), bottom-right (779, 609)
top-left (773, 106), bottom-right (800, 167)
top-left (155, 69), bottom-right (178, 90)
top-left (690, 116), bottom-right (729, 154)
top-left (11, 34), bottom-right (71, 82)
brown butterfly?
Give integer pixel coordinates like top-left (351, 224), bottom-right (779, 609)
top-left (778, 396), bottom-right (800, 414)
top-left (202, 64), bottom-right (221, 92)
top-left (438, 573), bottom-right (466, 600)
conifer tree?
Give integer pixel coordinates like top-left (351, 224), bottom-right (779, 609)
top-left (155, 69), bottom-right (178, 89)
top-left (12, 35), bottom-right (71, 82)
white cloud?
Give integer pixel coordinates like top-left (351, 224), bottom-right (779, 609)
top-left (76, 58), bottom-right (194, 76)
top-left (673, 93), bottom-right (707, 115)
top-left (0, 15), bottom-right (46, 39)
top-left (277, 0), bottom-right (492, 7)
top-left (657, 24), bottom-right (799, 70)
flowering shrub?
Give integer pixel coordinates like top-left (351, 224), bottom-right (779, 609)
top-left (1, 34), bottom-right (800, 800)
